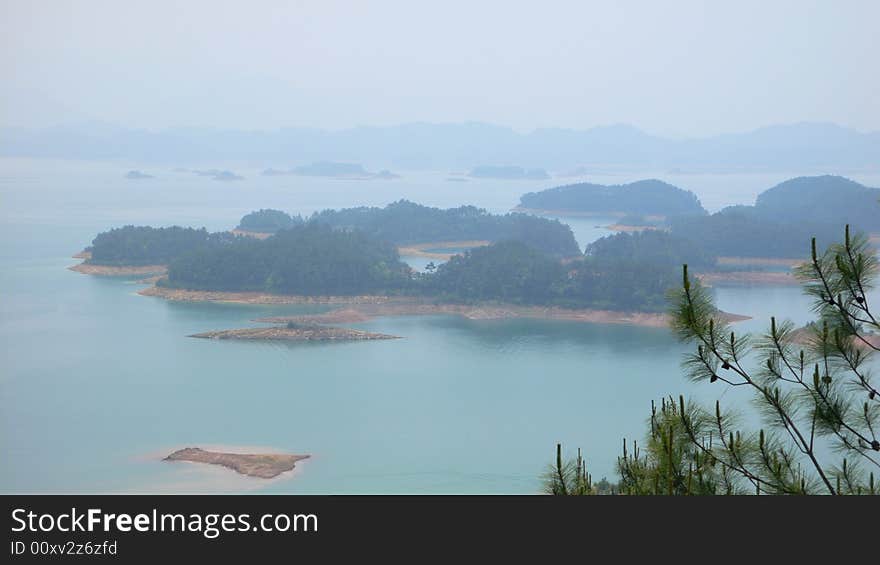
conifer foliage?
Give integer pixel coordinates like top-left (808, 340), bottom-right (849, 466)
top-left (548, 225), bottom-right (879, 494)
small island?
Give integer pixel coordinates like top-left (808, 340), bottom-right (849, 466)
top-left (164, 447), bottom-right (309, 479)
top-left (192, 169), bottom-right (244, 181)
top-left (373, 169), bottom-right (400, 180)
top-left (125, 170), bottom-right (154, 180)
top-left (78, 216), bottom-right (743, 320)
top-left (260, 168), bottom-right (293, 176)
top-left (517, 179), bottom-right (707, 217)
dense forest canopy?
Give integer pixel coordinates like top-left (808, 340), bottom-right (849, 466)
top-left (165, 224), bottom-right (411, 295)
top-left (427, 241), bottom-right (565, 304)
top-left (586, 231), bottom-right (716, 270)
top-left (513, 175), bottom-right (879, 260)
top-left (427, 239), bottom-right (683, 311)
top-left (752, 175), bottom-right (880, 231)
top-left (87, 226), bottom-right (232, 266)
top-left (518, 179), bottom-right (707, 216)
top-left (307, 200), bottom-right (581, 257)
top-left (564, 255), bottom-right (682, 312)
top-left (86, 223), bottom-right (692, 311)
top-left (237, 209), bottom-right (304, 233)
top-left (669, 207), bottom-right (852, 259)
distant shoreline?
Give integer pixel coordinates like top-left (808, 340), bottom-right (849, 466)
top-left (604, 223), bottom-right (659, 233)
top-left (397, 240), bottom-right (490, 260)
top-left (514, 207), bottom-right (629, 218)
top-left (716, 256), bottom-right (805, 267)
top-left (229, 233), bottom-right (491, 260)
top-left (698, 271), bottom-right (798, 285)
top-left (514, 207), bottom-right (668, 222)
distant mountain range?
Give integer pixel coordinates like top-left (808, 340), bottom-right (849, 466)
top-left (1, 121), bottom-right (878, 172)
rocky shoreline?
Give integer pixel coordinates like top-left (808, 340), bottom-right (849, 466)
top-left (70, 262), bottom-right (168, 276)
top-left (716, 256), bottom-right (805, 267)
top-left (190, 324), bottom-right (400, 341)
top-left (260, 302), bottom-right (751, 328)
top-left (698, 271), bottom-right (798, 285)
top-left (164, 447), bottom-right (309, 479)
top-left (69, 250), bottom-right (169, 276)
top-left (230, 229), bottom-right (273, 240)
top-left (140, 286), bottom-right (750, 328)
top-left (140, 285), bottom-right (399, 305)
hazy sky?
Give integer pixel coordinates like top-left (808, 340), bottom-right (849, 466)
top-left (2, 0), bottom-right (878, 136)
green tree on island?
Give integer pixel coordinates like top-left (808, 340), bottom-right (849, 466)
top-left (547, 225), bottom-right (879, 495)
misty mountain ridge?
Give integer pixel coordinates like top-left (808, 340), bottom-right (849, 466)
top-left (1, 121), bottom-right (877, 172)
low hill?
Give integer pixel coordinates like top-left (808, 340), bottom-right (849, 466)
top-left (237, 209), bottom-right (303, 233)
top-left (518, 179), bottom-right (706, 217)
top-left (298, 200), bottom-right (581, 257)
top-left (752, 175), bottom-right (880, 231)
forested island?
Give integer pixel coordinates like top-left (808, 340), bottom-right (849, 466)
top-left (667, 176), bottom-right (880, 259)
top-left (752, 175), bottom-right (880, 231)
top-left (74, 176), bottom-right (879, 316)
top-left (519, 175), bottom-right (880, 260)
top-left (518, 179), bottom-right (707, 217)
top-left (237, 209), bottom-right (304, 233)
top-left (192, 169), bottom-right (244, 181)
top-left (78, 221), bottom-right (693, 313)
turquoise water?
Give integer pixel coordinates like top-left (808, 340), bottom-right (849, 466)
top-left (1, 159), bottom-right (876, 493)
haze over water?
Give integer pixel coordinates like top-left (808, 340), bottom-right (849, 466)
top-left (3, 159), bottom-right (875, 492)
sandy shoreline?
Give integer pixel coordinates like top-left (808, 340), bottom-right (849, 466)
top-left (698, 270), bottom-right (798, 285)
top-left (191, 325), bottom-right (400, 341)
top-left (716, 256), bottom-right (805, 267)
top-left (514, 207), bottom-right (626, 218)
top-left (230, 228), bottom-right (274, 239)
top-left (70, 262), bottom-right (168, 276)
top-left (604, 224), bottom-right (659, 233)
top-left (139, 286), bottom-right (750, 328)
top-left (139, 285), bottom-right (401, 305)
top-left (397, 239), bottom-right (490, 260)
top-left (514, 207), bottom-right (667, 221)
top-left (258, 302), bottom-right (751, 327)
top-left (164, 447), bottom-right (310, 479)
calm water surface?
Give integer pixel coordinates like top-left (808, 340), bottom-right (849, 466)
top-left (1, 159), bottom-right (876, 493)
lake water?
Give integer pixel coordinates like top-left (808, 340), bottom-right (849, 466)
top-left (1, 159), bottom-right (877, 493)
